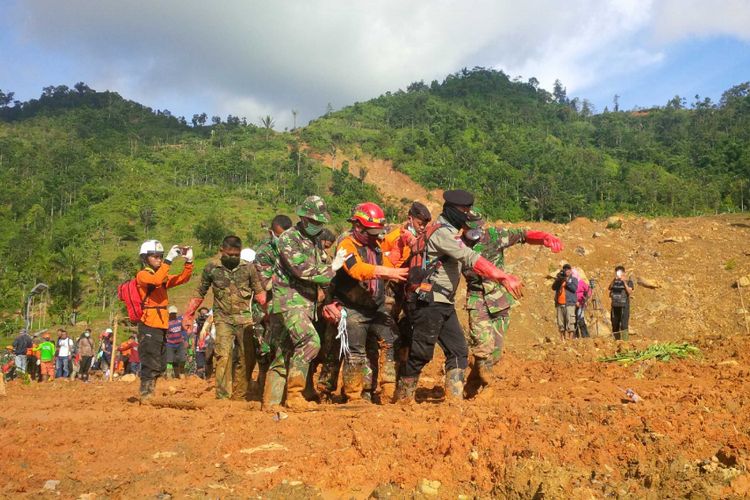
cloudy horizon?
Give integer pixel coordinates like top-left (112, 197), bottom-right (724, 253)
top-left (2, 0), bottom-right (749, 128)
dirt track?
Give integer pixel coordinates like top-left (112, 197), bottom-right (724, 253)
top-left (2, 332), bottom-right (750, 498)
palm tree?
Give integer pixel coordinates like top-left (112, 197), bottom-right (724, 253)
top-left (260, 115), bottom-right (275, 141)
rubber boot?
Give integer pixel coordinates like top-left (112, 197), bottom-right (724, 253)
top-left (262, 372), bottom-right (285, 412)
top-left (379, 359), bottom-right (398, 404)
top-left (285, 361), bottom-right (311, 411)
top-left (343, 359), bottom-right (366, 404)
top-left (444, 368), bottom-right (465, 401)
top-left (173, 364), bottom-right (183, 379)
top-left (139, 379), bottom-right (155, 402)
top-left (394, 375), bottom-right (418, 402)
top-left (475, 359), bottom-right (494, 386)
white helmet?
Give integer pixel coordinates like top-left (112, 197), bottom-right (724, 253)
top-left (240, 248), bottom-right (256, 263)
top-left (139, 239), bottom-right (164, 256)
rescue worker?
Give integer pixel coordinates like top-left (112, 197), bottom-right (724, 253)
top-left (320, 202), bottom-right (408, 403)
top-left (380, 201), bottom-right (433, 368)
top-left (264, 196), bottom-right (344, 411)
top-left (183, 235), bottom-right (266, 400)
top-left (136, 240), bottom-right (193, 401)
top-left (397, 190), bottom-right (523, 402)
top-left (460, 211), bottom-right (562, 386)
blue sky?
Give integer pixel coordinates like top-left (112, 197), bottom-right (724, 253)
top-left (1, 1), bottom-right (749, 127)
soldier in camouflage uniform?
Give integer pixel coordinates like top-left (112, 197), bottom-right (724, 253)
top-left (252, 215), bottom-right (293, 395)
top-left (264, 196), bottom-right (344, 411)
top-left (183, 235), bottom-right (266, 399)
top-left (461, 211), bottom-right (562, 385)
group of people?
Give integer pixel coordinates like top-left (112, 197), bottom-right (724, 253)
top-left (552, 263), bottom-right (634, 341)
top-left (4, 327), bottom-right (123, 382)
top-left (4, 189), bottom-right (635, 409)
top-left (122, 189), bottom-right (571, 409)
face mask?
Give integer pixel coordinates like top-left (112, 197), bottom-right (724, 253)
top-left (442, 205), bottom-right (469, 230)
top-left (303, 220), bottom-right (324, 237)
top-left (407, 224), bottom-right (417, 237)
top-left (221, 255), bottom-right (241, 269)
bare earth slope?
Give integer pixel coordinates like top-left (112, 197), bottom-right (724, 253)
top-left (2, 155), bottom-right (750, 498)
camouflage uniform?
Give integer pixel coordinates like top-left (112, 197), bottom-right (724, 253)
top-left (252, 237), bottom-right (278, 384)
top-left (463, 226), bottom-right (526, 377)
top-left (195, 257), bottom-right (264, 399)
top-left (266, 196), bottom-right (334, 409)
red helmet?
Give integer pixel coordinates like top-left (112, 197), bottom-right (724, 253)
top-left (350, 202), bottom-right (386, 229)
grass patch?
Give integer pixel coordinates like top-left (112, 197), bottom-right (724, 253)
top-left (599, 342), bottom-right (700, 364)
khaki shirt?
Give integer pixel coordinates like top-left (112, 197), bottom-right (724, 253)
top-left (196, 257), bottom-right (264, 325)
top-left (427, 215), bottom-right (481, 304)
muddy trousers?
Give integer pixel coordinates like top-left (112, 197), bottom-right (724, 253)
top-left (318, 325), bottom-right (380, 396)
top-left (264, 308), bottom-right (320, 408)
top-left (403, 302), bottom-right (469, 377)
top-left (214, 321), bottom-right (256, 399)
top-left (337, 306), bottom-right (396, 401)
top-left (468, 306), bottom-right (510, 366)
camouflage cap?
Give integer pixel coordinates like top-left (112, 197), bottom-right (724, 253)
top-left (296, 195), bottom-right (331, 223)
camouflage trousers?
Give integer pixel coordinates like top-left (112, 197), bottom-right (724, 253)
top-left (214, 321), bottom-right (256, 399)
top-left (264, 308), bottom-right (321, 406)
top-left (468, 306), bottom-right (511, 365)
top-left (318, 306), bottom-right (395, 398)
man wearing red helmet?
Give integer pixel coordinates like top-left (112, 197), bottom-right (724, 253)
top-left (321, 202), bottom-right (408, 403)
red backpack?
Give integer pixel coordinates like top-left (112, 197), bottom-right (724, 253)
top-left (117, 279), bottom-right (155, 323)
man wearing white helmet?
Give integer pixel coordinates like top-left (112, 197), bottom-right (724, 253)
top-left (136, 239), bottom-right (193, 401)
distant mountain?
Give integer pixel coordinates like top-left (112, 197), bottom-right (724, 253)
top-left (0, 86), bottom-right (382, 332)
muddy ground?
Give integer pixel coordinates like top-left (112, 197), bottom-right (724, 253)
top-left (2, 212), bottom-right (750, 498)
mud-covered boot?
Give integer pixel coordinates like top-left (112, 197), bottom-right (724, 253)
top-left (444, 368), bottom-right (465, 401)
top-left (285, 362), bottom-right (312, 411)
top-left (379, 359), bottom-right (398, 404)
top-left (262, 372), bottom-right (285, 412)
top-left (394, 375), bottom-right (418, 403)
top-left (139, 379), bottom-right (155, 402)
top-left (476, 359), bottom-right (495, 386)
top-left (343, 359), bottom-right (367, 404)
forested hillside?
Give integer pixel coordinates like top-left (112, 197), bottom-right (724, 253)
top-left (303, 68), bottom-right (750, 221)
top-left (1, 70), bottom-right (749, 334)
top-left (0, 85), bottom-right (383, 333)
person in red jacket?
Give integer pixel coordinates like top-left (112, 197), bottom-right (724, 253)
top-left (136, 240), bottom-right (193, 400)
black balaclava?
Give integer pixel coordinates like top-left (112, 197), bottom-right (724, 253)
top-left (442, 204), bottom-right (469, 230)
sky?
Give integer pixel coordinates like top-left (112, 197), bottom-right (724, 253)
top-left (1, 0), bottom-right (749, 128)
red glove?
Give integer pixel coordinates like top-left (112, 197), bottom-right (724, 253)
top-left (255, 291), bottom-right (267, 307)
top-left (525, 230), bottom-right (563, 253)
top-left (473, 256), bottom-right (524, 299)
top-left (182, 297), bottom-right (203, 331)
top-left (322, 302), bottom-right (343, 324)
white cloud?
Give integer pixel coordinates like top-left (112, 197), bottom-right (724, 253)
top-left (5, 0), bottom-right (749, 126)
top-left (652, 0), bottom-right (750, 43)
